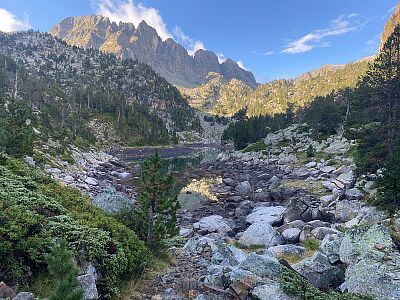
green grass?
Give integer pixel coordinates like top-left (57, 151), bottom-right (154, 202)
top-left (231, 241), bottom-right (265, 252)
top-left (242, 140), bottom-right (267, 153)
top-left (303, 238), bottom-right (320, 251)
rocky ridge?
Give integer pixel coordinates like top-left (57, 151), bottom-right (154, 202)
top-left (180, 59), bottom-right (371, 117)
top-left (380, 3), bottom-right (400, 52)
top-left (49, 16), bottom-right (257, 88)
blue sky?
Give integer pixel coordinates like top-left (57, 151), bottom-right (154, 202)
top-left (0, 0), bottom-right (398, 82)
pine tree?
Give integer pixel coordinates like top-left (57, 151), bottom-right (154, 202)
top-left (377, 145), bottom-right (400, 212)
top-left (136, 152), bottom-right (180, 250)
top-left (46, 239), bottom-right (84, 300)
top-left (348, 25), bottom-right (400, 172)
top-left (0, 97), bottom-right (34, 157)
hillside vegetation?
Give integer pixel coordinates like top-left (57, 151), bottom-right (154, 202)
top-left (182, 58), bottom-right (371, 117)
top-left (0, 31), bottom-right (200, 147)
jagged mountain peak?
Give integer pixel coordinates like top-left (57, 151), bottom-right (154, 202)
top-left (49, 15), bottom-right (258, 88)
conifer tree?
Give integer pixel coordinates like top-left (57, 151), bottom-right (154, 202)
top-left (348, 25), bottom-right (400, 172)
top-left (377, 145), bottom-right (400, 212)
top-left (136, 152), bottom-right (180, 250)
top-left (46, 239), bottom-right (84, 300)
top-left (0, 97), bottom-right (34, 157)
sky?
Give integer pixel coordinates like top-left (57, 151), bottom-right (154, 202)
top-left (0, 0), bottom-right (398, 83)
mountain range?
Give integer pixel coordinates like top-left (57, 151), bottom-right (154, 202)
top-left (181, 57), bottom-right (372, 117)
top-left (49, 15), bottom-right (257, 88)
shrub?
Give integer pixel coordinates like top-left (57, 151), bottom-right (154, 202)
top-left (303, 238), bottom-right (320, 251)
top-left (0, 157), bottom-right (150, 298)
top-left (280, 267), bottom-right (374, 300)
top-left (46, 239), bottom-right (84, 300)
top-left (0, 98), bottom-right (34, 157)
top-left (375, 145), bottom-right (400, 213)
top-left (242, 140), bottom-right (267, 153)
top-left (306, 145), bottom-right (315, 158)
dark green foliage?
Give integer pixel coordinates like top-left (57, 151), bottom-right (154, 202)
top-left (0, 31), bottom-right (200, 147)
top-left (306, 145), bottom-right (315, 158)
top-left (347, 25), bottom-right (400, 173)
top-left (242, 140), bottom-right (267, 153)
top-left (47, 240), bottom-right (83, 300)
top-left (303, 94), bottom-right (344, 138)
top-left (135, 152), bottom-right (180, 250)
top-left (0, 96), bottom-right (34, 157)
top-left (223, 110), bottom-right (289, 150)
top-left (375, 145), bottom-right (400, 212)
top-left (280, 267), bottom-right (374, 300)
top-left (0, 156), bottom-right (150, 297)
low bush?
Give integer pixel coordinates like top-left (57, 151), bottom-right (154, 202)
top-left (0, 156), bottom-right (150, 298)
top-left (280, 267), bottom-right (374, 300)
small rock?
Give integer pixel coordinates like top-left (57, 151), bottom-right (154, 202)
top-left (13, 292), bottom-right (35, 300)
top-left (84, 177), bottom-right (98, 186)
top-left (238, 222), bottom-right (282, 248)
top-left (0, 282), bottom-right (16, 299)
top-left (245, 206), bottom-right (285, 226)
top-left (311, 227), bottom-right (339, 240)
top-left (235, 181), bottom-right (253, 196)
top-left (282, 228), bottom-right (301, 243)
top-left (251, 281), bottom-right (296, 300)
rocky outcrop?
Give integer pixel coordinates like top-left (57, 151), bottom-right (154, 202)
top-left (380, 3), bottom-right (400, 52)
top-left (339, 225), bottom-right (400, 299)
top-left (49, 16), bottom-right (257, 88)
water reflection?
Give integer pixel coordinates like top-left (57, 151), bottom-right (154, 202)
top-left (178, 176), bottom-right (222, 211)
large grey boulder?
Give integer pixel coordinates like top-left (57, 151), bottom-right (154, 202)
top-left (311, 227), bottom-right (339, 240)
top-left (203, 265), bottom-right (228, 288)
top-left (345, 257), bottom-right (400, 300)
top-left (335, 200), bottom-right (361, 222)
top-left (251, 281), bottom-right (297, 300)
top-left (339, 225), bottom-right (400, 299)
top-left (12, 292), bottom-right (35, 300)
top-left (223, 177), bottom-right (237, 187)
top-left (92, 187), bottom-right (133, 213)
top-left (193, 215), bottom-right (234, 234)
top-left (184, 236), bottom-right (217, 255)
top-left (293, 252), bottom-right (344, 289)
top-left (282, 228), bottom-right (301, 243)
top-left (211, 243), bottom-right (247, 267)
top-left (84, 176), bottom-right (98, 186)
top-left (238, 253), bottom-right (281, 280)
top-left (77, 273), bottom-right (98, 300)
top-left (229, 268), bottom-right (265, 299)
top-left (323, 138), bottom-right (350, 154)
top-left (284, 197), bottom-right (316, 223)
top-left (319, 234), bottom-right (343, 264)
top-left (245, 206), bottom-right (285, 226)
top-left (277, 220), bottom-right (305, 234)
top-left (238, 222), bottom-right (283, 248)
top-left (235, 181), bottom-right (252, 196)
top-left (339, 224), bottom-right (394, 265)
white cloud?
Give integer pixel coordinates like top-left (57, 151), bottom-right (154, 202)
top-left (283, 14), bottom-right (363, 54)
top-left (94, 0), bottom-right (172, 40)
top-left (94, 0), bottom-right (205, 54)
top-left (173, 26), bottom-right (205, 56)
top-left (262, 51), bottom-right (274, 56)
top-left (237, 60), bottom-right (249, 71)
top-left (0, 7), bottom-right (30, 32)
top-left (216, 53), bottom-right (227, 63)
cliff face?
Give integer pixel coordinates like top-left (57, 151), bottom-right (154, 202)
top-left (49, 15), bottom-right (258, 88)
top-left (380, 3), bottom-right (400, 51)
